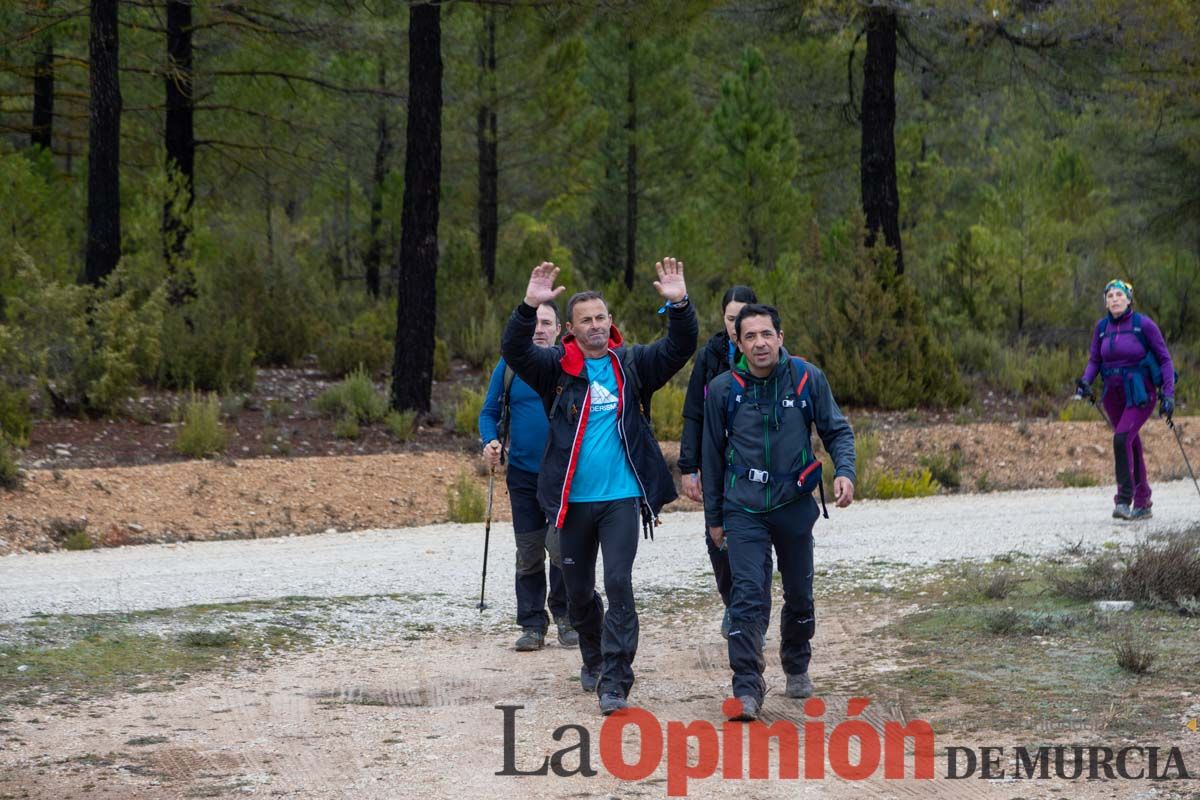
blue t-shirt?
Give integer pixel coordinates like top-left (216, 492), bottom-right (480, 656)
top-left (569, 356), bottom-right (642, 502)
top-left (477, 358), bottom-right (548, 474)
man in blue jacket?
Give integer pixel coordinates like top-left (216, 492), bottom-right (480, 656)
top-left (703, 304), bottom-right (856, 722)
top-left (502, 259), bottom-right (697, 716)
top-left (478, 301), bottom-right (578, 652)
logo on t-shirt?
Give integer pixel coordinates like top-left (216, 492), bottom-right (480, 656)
top-left (590, 381), bottom-right (618, 413)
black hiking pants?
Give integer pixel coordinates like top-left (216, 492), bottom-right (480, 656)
top-left (725, 496), bottom-right (820, 703)
top-left (507, 466), bottom-right (568, 630)
top-left (558, 497), bottom-right (640, 699)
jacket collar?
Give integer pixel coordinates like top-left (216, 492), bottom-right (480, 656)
top-left (733, 346), bottom-right (792, 384)
top-left (1108, 308), bottom-right (1134, 324)
top-left (559, 324), bottom-right (625, 377)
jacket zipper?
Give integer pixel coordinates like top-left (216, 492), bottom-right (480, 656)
top-left (613, 353), bottom-right (651, 513)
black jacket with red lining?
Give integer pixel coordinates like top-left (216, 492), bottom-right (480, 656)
top-left (500, 300), bottom-right (698, 530)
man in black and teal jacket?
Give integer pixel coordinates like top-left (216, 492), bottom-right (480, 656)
top-left (701, 303), bottom-right (856, 722)
top-left (502, 258), bottom-right (697, 716)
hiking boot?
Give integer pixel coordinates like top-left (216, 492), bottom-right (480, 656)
top-left (720, 607), bottom-right (732, 640)
top-left (785, 672), bottom-right (814, 699)
top-left (599, 693), bottom-right (628, 716)
top-left (579, 664), bottom-right (600, 693)
top-left (728, 695), bottom-right (759, 722)
top-left (555, 616), bottom-right (579, 648)
top-left (515, 627), bottom-right (545, 651)
top-left (1130, 506), bottom-right (1153, 521)
top-left (1113, 503), bottom-right (1133, 520)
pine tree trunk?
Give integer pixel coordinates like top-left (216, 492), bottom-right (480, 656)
top-left (163, 0), bottom-right (195, 302)
top-left (85, 0), bottom-right (122, 286)
top-left (31, 37), bottom-right (54, 150)
top-left (391, 3), bottom-right (443, 413)
top-left (477, 8), bottom-right (498, 289)
top-left (623, 37), bottom-right (638, 291)
top-left (860, 7), bottom-right (904, 275)
top-left (365, 62), bottom-right (390, 299)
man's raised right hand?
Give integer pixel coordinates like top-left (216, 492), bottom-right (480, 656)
top-left (524, 261), bottom-right (566, 308)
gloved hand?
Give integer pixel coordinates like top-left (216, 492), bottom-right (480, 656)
top-left (1074, 379), bottom-right (1091, 400)
top-left (1160, 395), bottom-right (1175, 421)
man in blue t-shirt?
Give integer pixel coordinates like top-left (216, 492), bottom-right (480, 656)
top-left (478, 301), bottom-right (576, 652)
top-left (501, 259), bottom-right (697, 716)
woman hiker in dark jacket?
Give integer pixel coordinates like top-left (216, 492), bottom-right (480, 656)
top-left (678, 285), bottom-right (764, 638)
top-left (1074, 279), bottom-right (1176, 520)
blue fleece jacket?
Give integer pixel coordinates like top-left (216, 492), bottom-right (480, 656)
top-left (477, 357), bottom-right (548, 474)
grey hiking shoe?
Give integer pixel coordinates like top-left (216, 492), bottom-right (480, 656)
top-left (1130, 506), bottom-right (1153, 521)
top-left (599, 693), bottom-right (628, 716)
top-left (579, 664), bottom-right (600, 693)
top-left (728, 695), bottom-right (759, 721)
top-left (785, 672), bottom-right (814, 699)
top-left (515, 627), bottom-right (545, 651)
top-left (720, 607), bottom-right (732, 640)
top-left (1113, 503), bottom-right (1134, 520)
top-left (555, 616), bottom-right (579, 648)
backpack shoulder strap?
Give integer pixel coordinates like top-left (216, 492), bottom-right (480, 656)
top-left (547, 370), bottom-right (575, 420)
top-left (502, 365), bottom-right (516, 401)
top-left (790, 356), bottom-right (815, 427)
top-left (724, 371), bottom-right (746, 432)
top-left (1130, 312), bottom-right (1151, 351)
top-left (497, 365), bottom-right (518, 451)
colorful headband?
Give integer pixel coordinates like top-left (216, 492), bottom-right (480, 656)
top-left (1104, 279), bottom-right (1133, 301)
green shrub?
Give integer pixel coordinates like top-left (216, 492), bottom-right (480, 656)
top-left (993, 342), bottom-right (1082, 398)
top-left (839, 429), bottom-right (937, 498)
top-left (62, 530), bottom-right (94, 551)
top-left (433, 338), bottom-right (451, 381)
top-left (266, 399), bottom-right (292, 419)
top-left (453, 387), bottom-right (486, 435)
top-left (447, 470), bottom-right (487, 523)
top-left (798, 221), bottom-right (967, 408)
top-left (174, 393), bottom-right (228, 457)
top-left (158, 302), bottom-right (256, 393)
top-left (1056, 469), bottom-right (1098, 487)
top-left (983, 608), bottom-right (1022, 635)
top-left (983, 570), bottom-right (1019, 600)
top-left (918, 445), bottom-right (963, 490)
top-left (46, 517), bottom-right (91, 549)
top-left (314, 366), bottom-right (388, 423)
top-left (385, 409), bottom-right (417, 442)
top-left (1113, 628), bottom-right (1157, 675)
top-left (1058, 399), bottom-right (1102, 422)
top-left (315, 304), bottom-right (393, 378)
top-left (180, 630), bottom-right (238, 648)
top-left (0, 437), bottom-right (20, 490)
top-left (4, 250), bottom-right (165, 415)
top-left (871, 468), bottom-right (939, 499)
top-left (334, 415), bottom-right (360, 440)
top-left (650, 383), bottom-right (685, 442)
top-left (454, 310), bottom-right (502, 369)
top-left (0, 382), bottom-right (30, 447)
top-left (950, 328), bottom-right (1002, 376)
top-left (1047, 533), bottom-right (1200, 613)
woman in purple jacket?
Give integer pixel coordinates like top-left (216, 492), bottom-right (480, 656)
top-left (1075, 279), bottom-right (1176, 520)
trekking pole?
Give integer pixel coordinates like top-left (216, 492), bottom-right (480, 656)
top-left (478, 466), bottom-right (496, 612)
top-left (1166, 417), bottom-right (1200, 501)
top-left (1085, 393), bottom-right (1113, 431)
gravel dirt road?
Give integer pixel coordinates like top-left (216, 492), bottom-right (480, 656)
top-left (2, 484), bottom-right (1198, 799)
top-left (2, 481), bottom-right (1197, 622)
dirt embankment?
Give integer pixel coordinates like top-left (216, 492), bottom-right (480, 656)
top-left (2, 418), bottom-right (1196, 556)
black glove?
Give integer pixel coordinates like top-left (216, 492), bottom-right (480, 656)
top-left (1074, 379), bottom-right (1091, 400)
top-left (1160, 395), bottom-right (1175, 421)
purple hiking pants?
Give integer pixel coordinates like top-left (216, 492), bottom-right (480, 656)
top-left (1101, 378), bottom-right (1156, 508)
